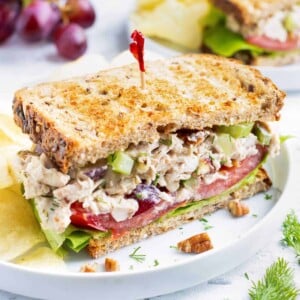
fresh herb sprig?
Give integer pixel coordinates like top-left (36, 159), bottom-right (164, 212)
top-left (129, 246), bottom-right (146, 263)
top-left (282, 211), bottom-right (300, 263)
top-left (200, 217), bottom-right (214, 230)
top-left (248, 258), bottom-right (299, 300)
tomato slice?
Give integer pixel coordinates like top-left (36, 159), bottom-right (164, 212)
top-left (70, 200), bottom-right (176, 234)
top-left (246, 35), bottom-right (299, 51)
top-left (70, 146), bottom-right (267, 234)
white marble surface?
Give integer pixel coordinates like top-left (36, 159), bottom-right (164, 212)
top-left (0, 1), bottom-right (300, 299)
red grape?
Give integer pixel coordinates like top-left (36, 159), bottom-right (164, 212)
top-left (0, 0), bottom-right (21, 44)
top-left (53, 23), bottom-right (87, 60)
top-left (66, 0), bottom-right (95, 29)
top-left (16, 0), bottom-right (61, 42)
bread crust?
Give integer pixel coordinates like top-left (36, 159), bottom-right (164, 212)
top-left (13, 54), bottom-right (285, 173)
top-left (87, 168), bottom-right (271, 258)
top-left (212, 0), bottom-right (299, 26)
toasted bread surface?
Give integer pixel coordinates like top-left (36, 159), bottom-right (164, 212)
top-left (13, 54), bottom-right (285, 173)
top-left (212, 0), bottom-right (299, 26)
top-left (87, 168), bottom-right (271, 258)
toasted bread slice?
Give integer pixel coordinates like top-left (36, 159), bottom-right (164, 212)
top-left (87, 167), bottom-right (271, 258)
top-left (212, 0), bottom-right (299, 26)
top-left (13, 54), bottom-right (285, 173)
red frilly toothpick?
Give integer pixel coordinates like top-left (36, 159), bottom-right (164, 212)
top-left (130, 30), bottom-right (145, 89)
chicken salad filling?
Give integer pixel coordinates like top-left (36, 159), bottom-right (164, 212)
top-left (19, 122), bottom-right (279, 233)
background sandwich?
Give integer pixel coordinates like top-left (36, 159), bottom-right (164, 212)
top-left (13, 54), bottom-right (285, 258)
top-left (203, 0), bottom-right (300, 66)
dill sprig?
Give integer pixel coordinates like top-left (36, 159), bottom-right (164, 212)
top-left (282, 211), bottom-right (300, 263)
top-left (129, 246), bottom-right (146, 263)
top-left (248, 258), bottom-right (299, 300)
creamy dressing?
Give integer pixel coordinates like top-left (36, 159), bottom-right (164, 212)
top-left (20, 125), bottom-right (276, 233)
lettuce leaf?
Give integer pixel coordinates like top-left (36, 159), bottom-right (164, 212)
top-left (203, 24), bottom-right (265, 57)
top-left (30, 199), bottom-right (110, 254)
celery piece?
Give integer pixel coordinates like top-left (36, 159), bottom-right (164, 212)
top-left (253, 125), bottom-right (271, 146)
top-left (214, 133), bottom-right (235, 156)
top-left (182, 176), bottom-right (198, 190)
top-left (217, 122), bottom-right (254, 138)
top-left (284, 14), bottom-right (296, 32)
top-left (109, 151), bottom-right (134, 175)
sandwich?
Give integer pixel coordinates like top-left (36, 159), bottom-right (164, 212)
top-left (13, 54), bottom-right (285, 258)
top-left (202, 0), bottom-right (300, 66)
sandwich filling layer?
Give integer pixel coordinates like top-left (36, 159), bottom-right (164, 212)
top-left (19, 121), bottom-right (279, 237)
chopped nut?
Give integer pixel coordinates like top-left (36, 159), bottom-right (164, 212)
top-left (105, 257), bottom-right (120, 272)
top-left (80, 263), bottom-right (98, 273)
top-left (177, 232), bottom-right (213, 254)
top-left (228, 200), bottom-right (249, 217)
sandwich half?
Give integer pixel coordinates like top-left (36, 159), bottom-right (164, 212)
top-left (13, 54), bottom-right (285, 258)
top-left (202, 0), bottom-right (300, 66)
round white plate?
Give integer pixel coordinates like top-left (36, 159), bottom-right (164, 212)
top-left (139, 36), bottom-right (300, 92)
top-left (0, 106), bottom-right (295, 300)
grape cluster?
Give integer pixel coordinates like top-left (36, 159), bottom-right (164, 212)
top-left (0, 0), bottom-right (96, 60)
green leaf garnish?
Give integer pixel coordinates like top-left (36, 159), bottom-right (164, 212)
top-left (264, 193), bottom-right (273, 200)
top-left (280, 135), bottom-right (294, 144)
top-left (129, 246), bottom-right (146, 263)
top-left (153, 259), bottom-right (159, 267)
top-left (169, 245), bottom-right (178, 250)
top-left (282, 211), bottom-right (300, 263)
top-left (248, 258), bottom-right (299, 300)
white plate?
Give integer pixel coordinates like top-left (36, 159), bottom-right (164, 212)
top-left (0, 92), bottom-right (296, 299)
top-left (139, 35), bottom-right (300, 92)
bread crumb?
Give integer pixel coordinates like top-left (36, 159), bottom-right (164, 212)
top-left (80, 263), bottom-right (98, 273)
top-left (105, 257), bottom-right (120, 272)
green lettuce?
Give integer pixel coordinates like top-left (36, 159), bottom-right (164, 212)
top-left (30, 199), bottom-right (110, 255)
top-left (203, 24), bottom-right (265, 57)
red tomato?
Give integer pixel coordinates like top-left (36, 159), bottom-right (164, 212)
top-left (247, 35), bottom-right (299, 51)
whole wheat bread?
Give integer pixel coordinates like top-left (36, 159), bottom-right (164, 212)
top-left (13, 54), bottom-right (284, 173)
top-left (88, 168), bottom-right (271, 258)
top-left (212, 0), bottom-right (299, 26)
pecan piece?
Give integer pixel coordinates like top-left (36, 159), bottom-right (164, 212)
top-left (80, 263), bottom-right (98, 273)
top-left (177, 232), bottom-right (213, 254)
top-left (228, 199), bottom-right (249, 217)
top-left (105, 257), bottom-right (120, 272)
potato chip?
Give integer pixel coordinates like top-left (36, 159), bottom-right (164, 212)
top-left (0, 188), bottom-right (45, 261)
top-left (0, 156), bottom-right (14, 189)
top-left (0, 145), bottom-right (23, 189)
top-left (14, 247), bottom-right (66, 271)
top-left (0, 130), bottom-right (14, 147)
top-left (132, 0), bottom-right (210, 50)
top-left (0, 113), bottom-right (31, 147)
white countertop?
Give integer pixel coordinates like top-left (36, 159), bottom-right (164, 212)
top-left (0, 1), bottom-right (300, 299)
